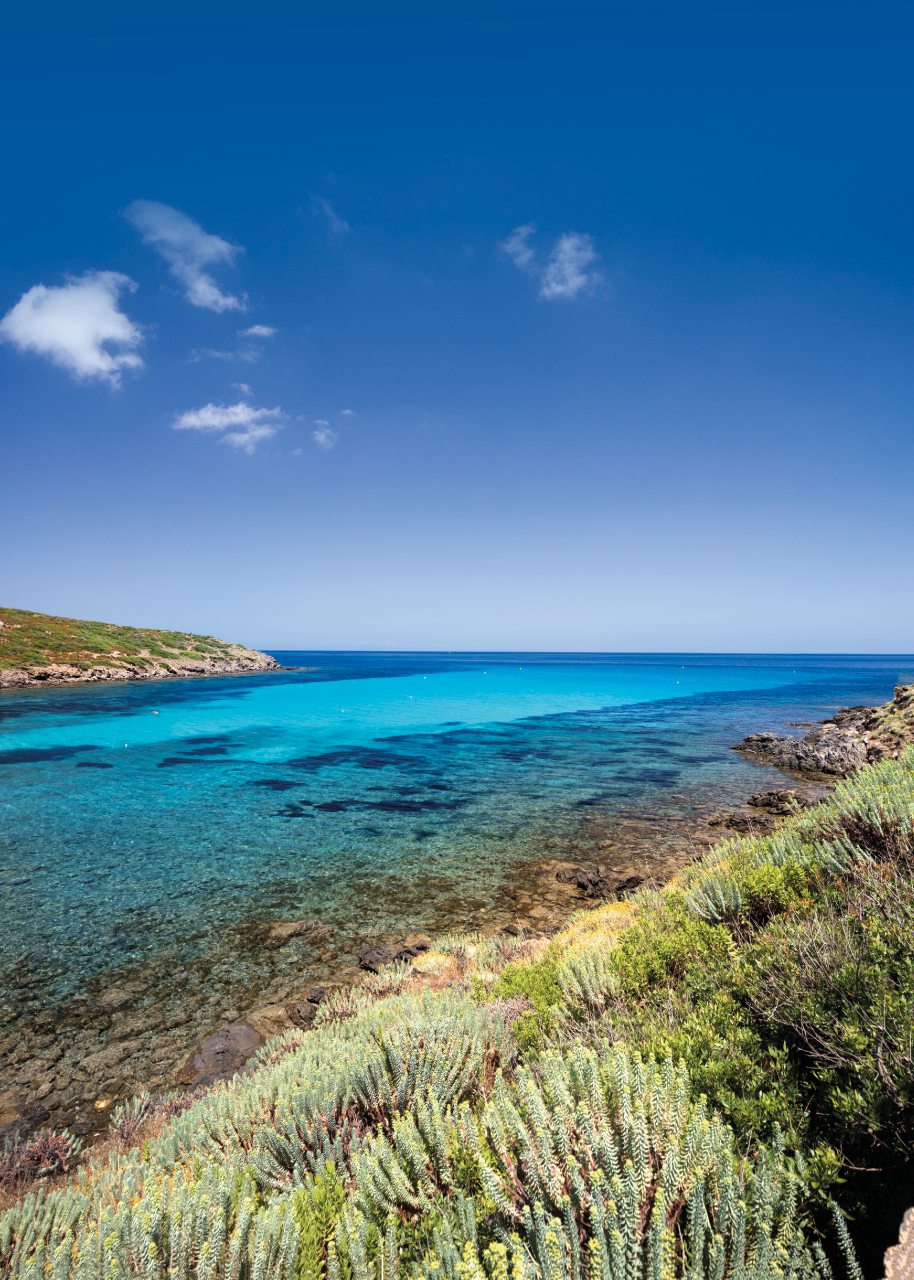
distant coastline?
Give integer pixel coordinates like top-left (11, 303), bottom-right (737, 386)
top-left (0, 606), bottom-right (280, 690)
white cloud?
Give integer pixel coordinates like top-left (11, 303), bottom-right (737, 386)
top-left (312, 195), bottom-right (349, 238)
top-left (312, 420), bottom-right (338, 449)
top-left (0, 270), bottom-right (143, 386)
top-left (125, 200), bottom-right (245, 312)
top-left (221, 425), bottom-right (278, 455)
top-left (239, 324), bottom-right (276, 338)
top-left (173, 401), bottom-right (282, 432)
top-left (340, 407), bottom-right (355, 416)
top-left (539, 233), bottom-right (601, 300)
top-left (232, 381), bottom-right (253, 396)
top-left (172, 400), bottom-right (283, 453)
top-left (499, 224), bottom-right (601, 300)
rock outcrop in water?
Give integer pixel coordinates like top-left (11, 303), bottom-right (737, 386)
top-left (736, 685), bottom-right (914, 776)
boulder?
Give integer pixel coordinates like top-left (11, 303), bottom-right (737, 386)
top-left (358, 938), bottom-right (429, 972)
top-left (884, 1207), bottom-right (914, 1280)
top-left (178, 1021), bottom-right (262, 1087)
top-left (555, 864), bottom-right (609, 897)
top-left (285, 1000), bottom-right (319, 1029)
top-left (747, 789), bottom-right (810, 815)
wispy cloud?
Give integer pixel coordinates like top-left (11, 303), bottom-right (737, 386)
top-left (125, 200), bottom-right (245, 312)
top-left (173, 400), bottom-right (283, 453)
top-left (498, 224), bottom-right (601, 300)
top-left (0, 270), bottom-right (143, 386)
top-left (312, 420), bottom-right (339, 449)
top-left (499, 224), bottom-right (536, 272)
top-left (221, 425), bottom-right (278, 455)
top-left (340, 407), bottom-right (355, 416)
top-left (239, 324), bottom-right (276, 339)
top-left (189, 344), bottom-right (261, 365)
top-left (232, 381), bottom-right (253, 396)
top-left (312, 195), bottom-right (350, 238)
top-left (539, 233), bottom-right (601, 300)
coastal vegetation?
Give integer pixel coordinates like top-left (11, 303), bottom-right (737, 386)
top-left (0, 607), bottom-right (277, 687)
top-left (3, 717), bottom-right (913, 1277)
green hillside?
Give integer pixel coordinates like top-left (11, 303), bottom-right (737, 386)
top-left (0, 606), bottom-right (274, 682)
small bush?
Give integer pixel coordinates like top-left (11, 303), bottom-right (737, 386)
top-left (0, 1130), bottom-right (82, 1189)
top-left (488, 957), bottom-right (563, 1052)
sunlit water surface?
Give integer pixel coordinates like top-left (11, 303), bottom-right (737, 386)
top-left (1, 652), bottom-right (912, 1025)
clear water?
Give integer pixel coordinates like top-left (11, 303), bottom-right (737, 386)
top-left (1, 653), bottom-right (912, 1019)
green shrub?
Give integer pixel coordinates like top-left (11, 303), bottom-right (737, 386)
top-left (488, 957), bottom-right (563, 1053)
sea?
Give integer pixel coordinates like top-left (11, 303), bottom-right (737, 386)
top-left (1, 651), bottom-right (912, 1129)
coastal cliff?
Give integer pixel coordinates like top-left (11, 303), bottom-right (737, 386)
top-left (0, 606), bottom-right (279, 689)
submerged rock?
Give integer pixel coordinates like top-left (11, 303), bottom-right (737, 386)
top-left (256, 919), bottom-right (333, 948)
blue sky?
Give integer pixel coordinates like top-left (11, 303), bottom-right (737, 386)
top-left (2, 2), bottom-right (912, 651)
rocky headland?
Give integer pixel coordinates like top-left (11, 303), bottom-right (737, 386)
top-left (0, 606), bottom-right (279, 689)
top-left (735, 683), bottom-right (914, 776)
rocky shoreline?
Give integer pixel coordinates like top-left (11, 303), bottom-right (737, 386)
top-left (735, 683), bottom-right (914, 776)
top-left (2, 686), bottom-right (910, 1146)
top-left (0, 786), bottom-right (823, 1141)
top-left (0, 647), bottom-right (281, 690)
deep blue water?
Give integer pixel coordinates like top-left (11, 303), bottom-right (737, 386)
top-left (1, 652), bottom-right (912, 1016)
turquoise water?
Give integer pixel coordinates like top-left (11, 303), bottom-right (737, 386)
top-left (1, 652), bottom-right (912, 1023)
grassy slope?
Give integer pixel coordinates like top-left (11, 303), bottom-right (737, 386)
top-left (3, 705), bottom-right (914, 1278)
top-left (0, 606), bottom-right (264, 674)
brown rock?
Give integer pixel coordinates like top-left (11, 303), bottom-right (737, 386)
top-left (285, 1000), bottom-right (319, 1030)
top-left (96, 986), bottom-right (135, 1013)
top-left (358, 942), bottom-right (399, 972)
top-left (178, 1021), bottom-right (262, 1087)
top-left (613, 874), bottom-right (645, 898)
top-left (245, 1004), bottom-right (291, 1040)
top-left (358, 938), bottom-right (429, 971)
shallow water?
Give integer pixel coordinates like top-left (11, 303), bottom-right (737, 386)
top-left (1, 652), bottom-right (912, 1131)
